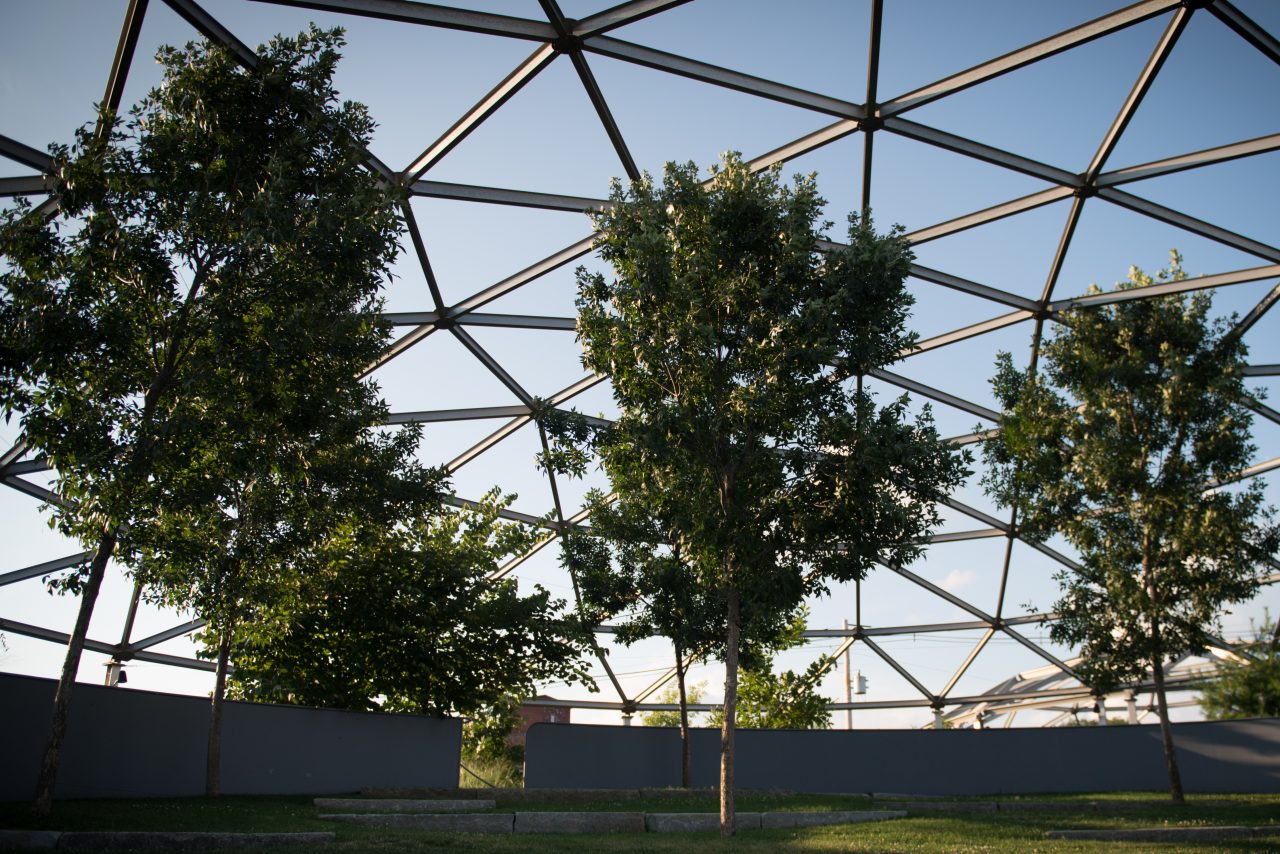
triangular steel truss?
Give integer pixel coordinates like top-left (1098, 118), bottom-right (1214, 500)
top-left (1, 0), bottom-right (1277, 727)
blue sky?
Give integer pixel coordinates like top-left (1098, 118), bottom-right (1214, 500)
top-left (2, 0), bottom-right (1278, 727)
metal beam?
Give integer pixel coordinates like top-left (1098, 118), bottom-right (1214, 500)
top-left (906, 310), bottom-right (1033, 357)
top-left (1097, 132), bottom-right (1280, 188)
top-left (1039, 193), bottom-right (1086, 305)
top-left (910, 265), bottom-right (1040, 312)
top-left (1209, 0), bottom-right (1280, 66)
top-left (745, 120), bottom-right (861, 172)
top-left (1050, 264), bottom-right (1280, 311)
top-left (250, 0), bottom-right (555, 40)
top-left (927, 528), bottom-right (1006, 544)
top-left (1244, 364), bottom-right (1280, 377)
top-left (126, 618), bottom-right (205, 653)
top-left (1098, 186), bottom-right (1280, 263)
top-left (879, 0), bottom-right (1180, 117)
top-left (450, 326), bottom-right (536, 407)
top-left (904, 186), bottom-right (1075, 246)
top-left (361, 324), bottom-right (437, 378)
top-left (0, 552), bottom-right (91, 587)
top-left (387, 405), bottom-right (531, 425)
top-left (411, 179), bottom-right (608, 213)
top-left (1084, 5), bottom-right (1189, 182)
top-left (583, 36), bottom-right (864, 119)
top-left (0, 134), bottom-right (53, 173)
top-left (859, 634), bottom-right (937, 702)
top-left (573, 0), bottom-right (693, 38)
top-left (101, 0), bottom-right (150, 122)
top-left (453, 236), bottom-right (596, 316)
top-left (0, 438), bottom-right (29, 476)
top-left (884, 117), bottom-right (1079, 187)
top-left (869, 368), bottom-right (1003, 422)
top-left (939, 628), bottom-right (996, 698)
top-left (385, 311), bottom-right (577, 331)
top-left (399, 198), bottom-right (446, 312)
top-left (0, 175), bottom-right (52, 197)
top-left (1232, 282), bottom-right (1280, 339)
top-left (448, 495), bottom-right (549, 528)
top-left (163, 0), bottom-right (258, 67)
top-left (405, 43), bottom-right (558, 180)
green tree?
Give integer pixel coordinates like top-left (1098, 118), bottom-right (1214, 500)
top-left (640, 682), bottom-right (707, 728)
top-left (227, 488), bottom-right (595, 717)
top-left (573, 153), bottom-right (968, 834)
top-left (1198, 614), bottom-right (1280, 719)
top-left (0, 27), bottom-right (404, 813)
top-left (134, 424), bottom-right (444, 795)
top-left (461, 694), bottom-right (525, 788)
top-left (983, 253), bottom-right (1279, 802)
top-left (707, 661), bottom-right (833, 730)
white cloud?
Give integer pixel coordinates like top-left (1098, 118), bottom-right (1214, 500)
top-left (940, 568), bottom-right (976, 593)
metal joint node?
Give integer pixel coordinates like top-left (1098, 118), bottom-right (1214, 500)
top-left (1074, 184), bottom-right (1098, 199)
top-left (434, 316), bottom-right (457, 330)
top-left (552, 35), bottom-right (583, 54)
top-left (859, 115), bottom-right (884, 133)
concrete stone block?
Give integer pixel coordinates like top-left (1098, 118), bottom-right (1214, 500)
top-left (319, 813), bottom-right (513, 833)
top-left (644, 812), bottom-right (761, 832)
top-left (52, 831), bottom-right (334, 849)
top-left (514, 811), bottom-right (645, 833)
top-left (0, 830), bottom-right (60, 850)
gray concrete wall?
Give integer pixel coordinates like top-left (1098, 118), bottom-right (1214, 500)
top-left (525, 718), bottom-right (1280, 794)
top-left (0, 672), bottom-right (461, 801)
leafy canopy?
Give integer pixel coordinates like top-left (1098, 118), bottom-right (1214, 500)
top-left (228, 489), bottom-right (596, 716)
top-left (1198, 614), bottom-right (1280, 720)
top-left (575, 151), bottom-right (968, 619)
top-left (984, 253), bottom-right (1278, 691)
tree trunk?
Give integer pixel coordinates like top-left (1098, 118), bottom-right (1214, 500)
top-left (675, 646), bottom-right (690, 789)
top-left (719, 586), bottom-right (741, 837)
top-left (1150, 646), bottom-right (1185, 803)
top-left (33, 527), bottom-right (118, 816)
top-left (206, 624), bottom-right (233, 797)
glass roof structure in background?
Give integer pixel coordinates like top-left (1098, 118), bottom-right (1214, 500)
top-left (1, 0), bottom-right (1278, 728)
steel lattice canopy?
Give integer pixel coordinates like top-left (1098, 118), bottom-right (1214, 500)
top-left (1, 0), bottom-right (1277, 728)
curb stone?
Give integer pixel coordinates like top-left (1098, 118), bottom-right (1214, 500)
top-left (50, 831), bottom-right (333, 850)
top-left (645, 813), bottom-right (762, 832)
top-left (319, 813), bottom-right (514, 832)
top-left (514, 812), bottom-right (646, 833)
top-left (0, 830), bottom-right (61, 850)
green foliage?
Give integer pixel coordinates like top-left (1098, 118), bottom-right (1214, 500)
top-left (706, 660), bottom-right (833, 730)
top-left (1199, 614), bottom-right (1280, 719)
top-left (566, 152), bottom-right (967, 826)
top-left (640, 682), bottom-right (707, 727)
top-left (0, 27), bottom-right (403, 573)
top-left (463, 694), bottom-right (525, 762)
top-left (983, 253), bottom-right (1278, 694)
top-left (575, 153), bottom-right (967, 609)
top-left (227, 489), bottom-right (596, 716)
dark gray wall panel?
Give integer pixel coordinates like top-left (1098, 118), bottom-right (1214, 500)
top-left (0, 672), bottom-right (461, 801)
top-left (525, 719), bottom-right (1280, 794)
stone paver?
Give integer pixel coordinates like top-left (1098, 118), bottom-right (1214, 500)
top-left (313, 798), bottom-right (490, 812)
top-left (514, 811), bottom-right (646, 833)
top-left (320, 812), bottom-right (514, 833)
top-left (0, 829), bottom-right (60, 850)
top-left (645, 813), bottom-right (762, 832)
top-left (52, 831), bottom-right (333, 850)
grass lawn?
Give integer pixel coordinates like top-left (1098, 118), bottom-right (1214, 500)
top-left (1, 792), bottom-right (1278, 852)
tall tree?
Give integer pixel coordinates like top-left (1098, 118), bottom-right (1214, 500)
top-left (0, 27), bottom-right (403, 813)
top-left (573, 153), bottom-right (968, 834)
top-left (983, 253), bottom-right (1279, 802)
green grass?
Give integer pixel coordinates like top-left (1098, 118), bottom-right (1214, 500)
top-left (1, 792), bottom-right (1278, 853)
